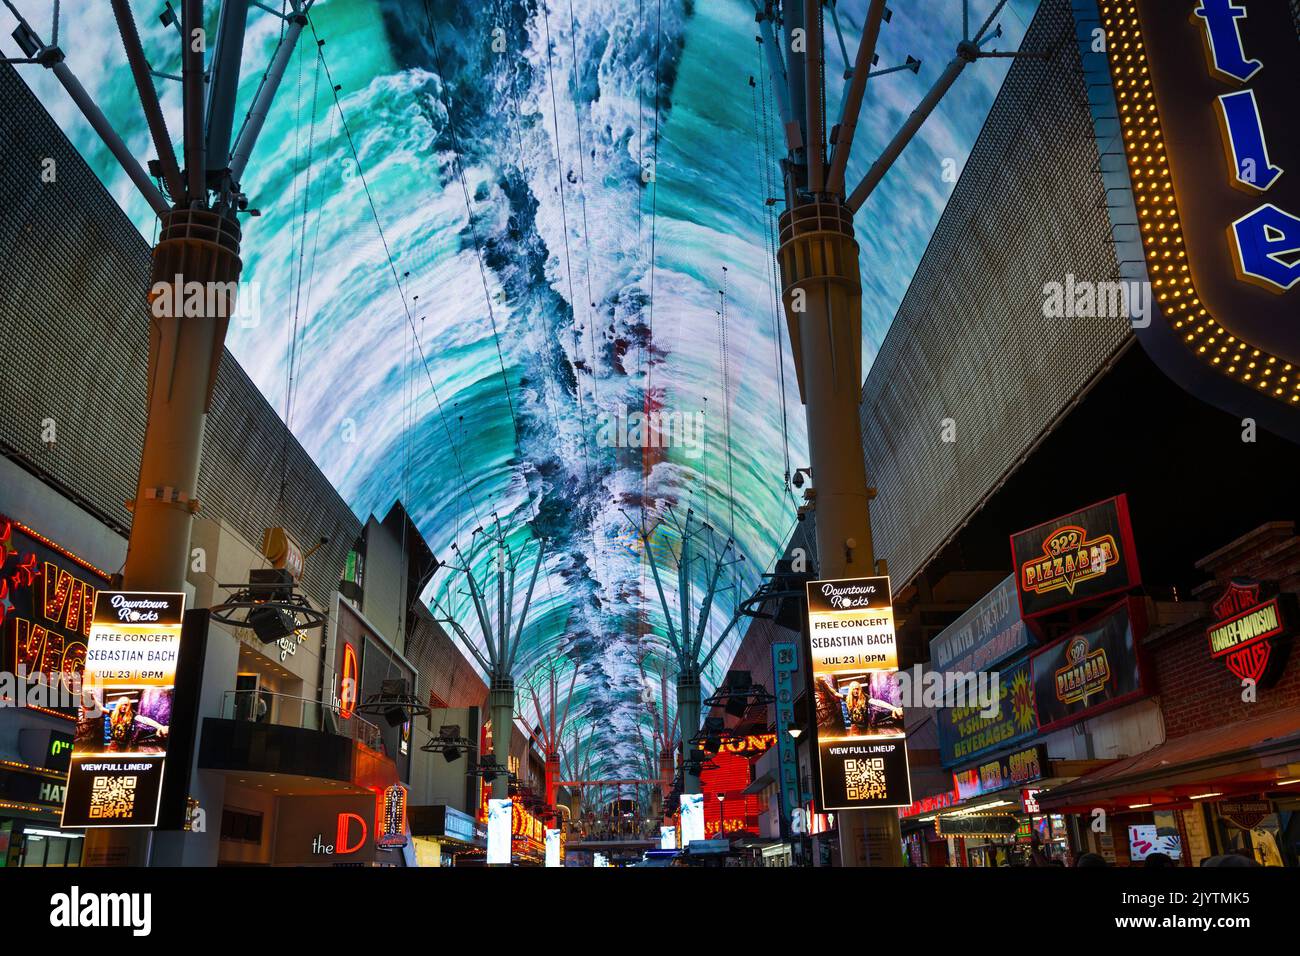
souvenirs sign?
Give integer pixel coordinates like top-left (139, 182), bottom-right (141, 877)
top-left (1030, 598), bottom-right (1149, 732)
top-left (1090, 1), bottom-right (1300, 442)
top-left (953, 744), bottom-right (1048, 802)
top-left (1206, 579), bottom-right (1294, 686)
top-left (1011, 496), bottom-right (1141, 619)
top-left (805, 577), bottom-right (911, 810)
top-left (936, 656), bottom-right (1038, 768)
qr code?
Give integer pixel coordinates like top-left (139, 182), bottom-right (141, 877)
top-left (89, 775), bottom-right (138, 819)
top-left (844, 758), bottom-right (887, 801)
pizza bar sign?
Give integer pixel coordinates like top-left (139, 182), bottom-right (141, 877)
top-left (1206, 579), bottom-right (1293, 686)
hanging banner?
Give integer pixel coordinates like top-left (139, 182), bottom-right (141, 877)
top-left (61, 592), bottom-right (185, 829)
top-left (545, 827), bottom-right (562, 867)
top-left (1030, 598), bottom-right (1149, 732)
top-left (1087, 0), bottom-right (1300, 442)
top-left (1010, 496), bottom-right (1141, 619)
top-left (771, 640), bottom-right (802, 833)
top-left (680, 793), bottom-right (705, 846)
top-left (805, 576), bottom-right (911, 810)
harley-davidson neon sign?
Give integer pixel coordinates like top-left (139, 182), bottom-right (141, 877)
top-left (1206, 578), bottom-right (1292, 685)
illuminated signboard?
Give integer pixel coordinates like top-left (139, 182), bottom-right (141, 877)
top-left (1010, 496), bottom-right (1141, 619)
top-left (660, 825), bottom-right (677, 849)
top-left (376, 783), bottom-right (408, 849)
top-left (952, 744), bottom-right (1048, 802)
top-left (936, 656), bottom-right (1038, 768)
top-left (1088, 1), bottom-right (1300, 442)
top-left (1206, 579), bottom-right (1294, 686)
top-left (805, 576), bottom-right (911, 810)
top-left (486, 798), bottom-right (512, 864)
top-left (1029, 598), bottom-right (1149, 732)
top-left (0, 516), bottom-right (110, 684)
top-left (680, 793), bottom-right (705, 846)
top-left (897, 789), bottom-right (958, 820)
top-left (936, 814), bottom-right (1020, 838)
top-left (62, 592), bottom-right (185, 828)
top-left (929, 575), bottom-right (1031, 674)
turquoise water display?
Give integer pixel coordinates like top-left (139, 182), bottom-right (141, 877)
top-left (4, 0), bottom-right (1037, 775)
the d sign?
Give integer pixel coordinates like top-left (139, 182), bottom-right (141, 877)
top-left (336, 812), bottom-right (367, 855)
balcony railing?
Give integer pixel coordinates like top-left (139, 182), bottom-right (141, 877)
top-left (219, 689), bottom-right (384, 752)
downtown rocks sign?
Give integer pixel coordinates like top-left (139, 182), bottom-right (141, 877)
top-left (1091, 1), bottom-right (1300, 442)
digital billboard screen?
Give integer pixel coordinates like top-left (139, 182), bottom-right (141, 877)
top-left (62, 592), bottom-right (185, 829)
top-left (805, 576), bottom-right (912, 810)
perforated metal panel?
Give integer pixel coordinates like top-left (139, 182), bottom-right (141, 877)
top-left (859, 0), bottom-right (1131, 587)
top-left (0, 63), bottom-right (359, 608)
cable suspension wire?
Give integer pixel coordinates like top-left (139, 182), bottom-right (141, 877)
top-left (754, 35), bottom-right (796, 506)
top-left (566, 0), bottom-right (600, 402)
top-left (539, 0), bottom-right (596, 496)
top-left (307, 15), bottom-right (486, 530)
top-left (420, 1), bottom-right (521, 448)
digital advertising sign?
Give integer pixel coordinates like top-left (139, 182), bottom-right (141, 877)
top-left (680, 793), bottom-right (705, 846)
top-left (62, 592), bottom-right (186, 829)
top-left (805, 576), bottom-right (911, 810)
top-left (486, 798), bottom-right (513, 865)
top-left (545, 827), bottom-right (562, 868)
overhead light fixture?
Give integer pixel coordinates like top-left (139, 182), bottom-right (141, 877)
top-left (1189, 792), bottom-right (1223, 800)
top-left (1129, 803), bottom-right (1153, 809)
top-left (787, 726), bottom-right (802, 740)
top-left (1276, 778), bottom-right (1300, 786)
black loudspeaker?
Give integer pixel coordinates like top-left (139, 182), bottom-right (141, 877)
top-left (248, 603), bottom-right (296, 643)
top-left (443, 748), bottom-right (461, 763)
top-left (384, 706), bottom-right (406, 727)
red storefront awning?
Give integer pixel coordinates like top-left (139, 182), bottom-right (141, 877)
top-left (1039, 708), bottom-right (1300, 813)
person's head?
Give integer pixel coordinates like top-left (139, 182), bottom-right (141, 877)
top-left (1143, 852), bottom-right (1174, 868)
top-left (1201, 852), bottom-right (1259, 867)
top-left (1075, 852), bottom-right (1107, 867)
top-left (847, 681), bottom-right (862, 702)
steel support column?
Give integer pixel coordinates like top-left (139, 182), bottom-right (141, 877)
top-left (677, 666), bottom-right (701, 795)
top-left (490, 676), bottom-right (515, 801)
top-left (777, 199), bottom-right (902, 867)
